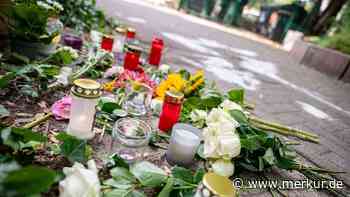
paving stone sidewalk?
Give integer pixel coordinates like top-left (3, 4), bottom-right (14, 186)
top-left (97, 0), bottom-right (350, 196)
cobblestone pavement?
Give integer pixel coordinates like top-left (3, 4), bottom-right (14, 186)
top-left (97, 0), bottom-right (350, 196)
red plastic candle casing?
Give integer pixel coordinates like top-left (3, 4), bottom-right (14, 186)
top-left (123, 51), bottom-right (140, 70)
top-left (149, 38), bottom-right (164, 66)
top-left (123, 45), bottom-right (142, 70)
top-left (101, 35), bottom-right (114, 52)
top-left (158, 91), bottom-right (184, 132)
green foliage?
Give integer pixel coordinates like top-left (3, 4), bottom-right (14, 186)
top-left (227, 89), bottom-right (245, 105)
top-left (130, 161), bottom-right (167, 187)
top-left (6, 1), bottom-right (62, 43)
top-left (57, 0), bottom-right (106, 32)
top-left (316, 3), bottom-right (350, 55)
top-left (56, 132), bottom-right (91, 163)
top-left (236, 124), bottom-right (297, 173)
top-left (0, 64), bottom-right (59, 97)
top-left (0, 126), bottom-right (47, 151)
top-left (0, 105), bottom-right (10, 118)
top-left (157, 177), bottom-right (174, 197)
top-left (2, 166), bottom-right (57, 196)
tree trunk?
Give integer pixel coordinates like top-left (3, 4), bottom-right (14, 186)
top-left (312, 0), bottom-right (348, 34)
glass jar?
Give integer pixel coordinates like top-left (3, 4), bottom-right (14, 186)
top-left (148, 37), bottom-right (164, 66)
top-left (112, 118), bottom-right (151, 162)
top-left (158, 90), bottom-right (184, 132)
top-left (123, 82), bottom-right (153, 117)
top-left (67, 79), bottom-right (101, 139)
top-left (101, 35), bottom-right (114, 52)
top-left (113, 27), bottom-right (126, 53)
top-left (126, 27), bottom-right (136, 44)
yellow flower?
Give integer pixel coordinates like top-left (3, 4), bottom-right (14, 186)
top-left (103, 80), bottom-right (115, 92)
top-left (156, 73), bottom-right (186, 100)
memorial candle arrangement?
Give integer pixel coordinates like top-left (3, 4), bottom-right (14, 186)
top-left (101, 35), bottom-right (114, 52)
top-left (148, 37), bottom-right (164, 66)
top-left (166, 123), bottom-right (201, 166)
top-left (158, 90), bottom-right (184, 132)
top-left (67, 79), bottom-right (101, 139)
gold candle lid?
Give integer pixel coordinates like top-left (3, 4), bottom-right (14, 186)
top-left (203, 173), bottom-right (236, 197)
top-left (127, 27), bottom-right (136, 33)
top-left (71, 79), bottom-right (102, 99)
top-left (164, 90), bottom-right (184, 104)
top-left (127, 45), bottom-right (142, 54)
top-left (115, 27), bottom-right (127, 34)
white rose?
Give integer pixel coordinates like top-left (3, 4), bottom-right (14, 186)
top-left (220, 99), bottom-right (243, 112)
top-left (203, 125), bottom-right (220, 158)
top-left (190, 109), bottom-right (207, 128)
top-left (217, 132), bottom-right (241, 159)
top-left (206, 108), bottom-right (239, 128)
top-left (159, 64), bottom-right (170, 73)
top-left (59, 160), bottom-right (100, 197)
top-left (212, 159), bottom-right (235, 177)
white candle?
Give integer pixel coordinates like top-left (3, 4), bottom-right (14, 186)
top-left (166, 124), bottom-right (201, 166)
top-left (67, 79), bottom-right (101, 140)
top-left (67, 95), bottom-right (98, 139)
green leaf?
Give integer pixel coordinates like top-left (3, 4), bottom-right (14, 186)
top-left (0, 72), bottom-right (16, 89)
top-left (171, 167), bottom-right (193, 184)
top-left (0, 127), bottom-right (46, 151)
top-left (263, 148), bottom-right (276, 165)
top-left (56, 133), bottom-right (89, 163)
top-left (104, 189), bottom-right (146, 197)
top-left (229, 110), bottom-right (248, 124)
top-left (130, 161), bottom-right (167, 187)
top-left (193, 168), bottom-right (205, 184)
top-left (227, 89), bottom-right (245, 105)
top-left (19, 85), bottom-right (39, 98)
top-left (110, 167), bottom-right (136, 184)
top-left (103, 178), bottom-right (133, 190)
top-left (107, 153), bottom-right (130, 169)
top-left (98, 97), bottom-right (121, 113)
top-left (158, 177), bottom-right (174, 197)
top-left (3, 166), bottom-right (57, 196)
top-left (0, 104), bottom-right (10, 118)
top-left (240, 135), bottom-right (262, 151)
top-left (196, 144), bottom-right (205, 160)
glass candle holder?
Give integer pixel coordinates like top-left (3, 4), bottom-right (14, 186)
top-left (101, 35), bottom-right (114, 52)
top-left (194, 173), bottom-right (236, 197)
top-left (126, 27), bottom-right (136, 44)
top-left (166, 123), bottom-right (201, 166)
top-left (67, 79), bottom-right (101, 139)
top-left (63, 34), bottom-right (83, 50)
top-left (113, 27), bottom-right (126, 53)
top-left (112, 118), bottom-right (151, 162)
top-left (148, 37), bottom-right (164, 66)
top-left (123, 45), bottom-right (142, 70)
top-left (158, 90), bottom-right (184, 132)
top-left (123, 82), bottom-right (153, 116)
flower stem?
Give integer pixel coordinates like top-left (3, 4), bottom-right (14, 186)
top-left (249, 116), bottom-right (319, 138)
top-left (23, 112), bottom-right (53, 129)
top-left (252, 123), bottom-right (319, 144)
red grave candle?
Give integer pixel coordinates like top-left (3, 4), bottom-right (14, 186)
top-left (123, 45), bottom-right (142, 70)
top-left (158, 91), bottom-right (184, 132)
top-left (149, 37), bottom-right (164, 66)
top-left (101, 35), bottom-right (114, 52)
